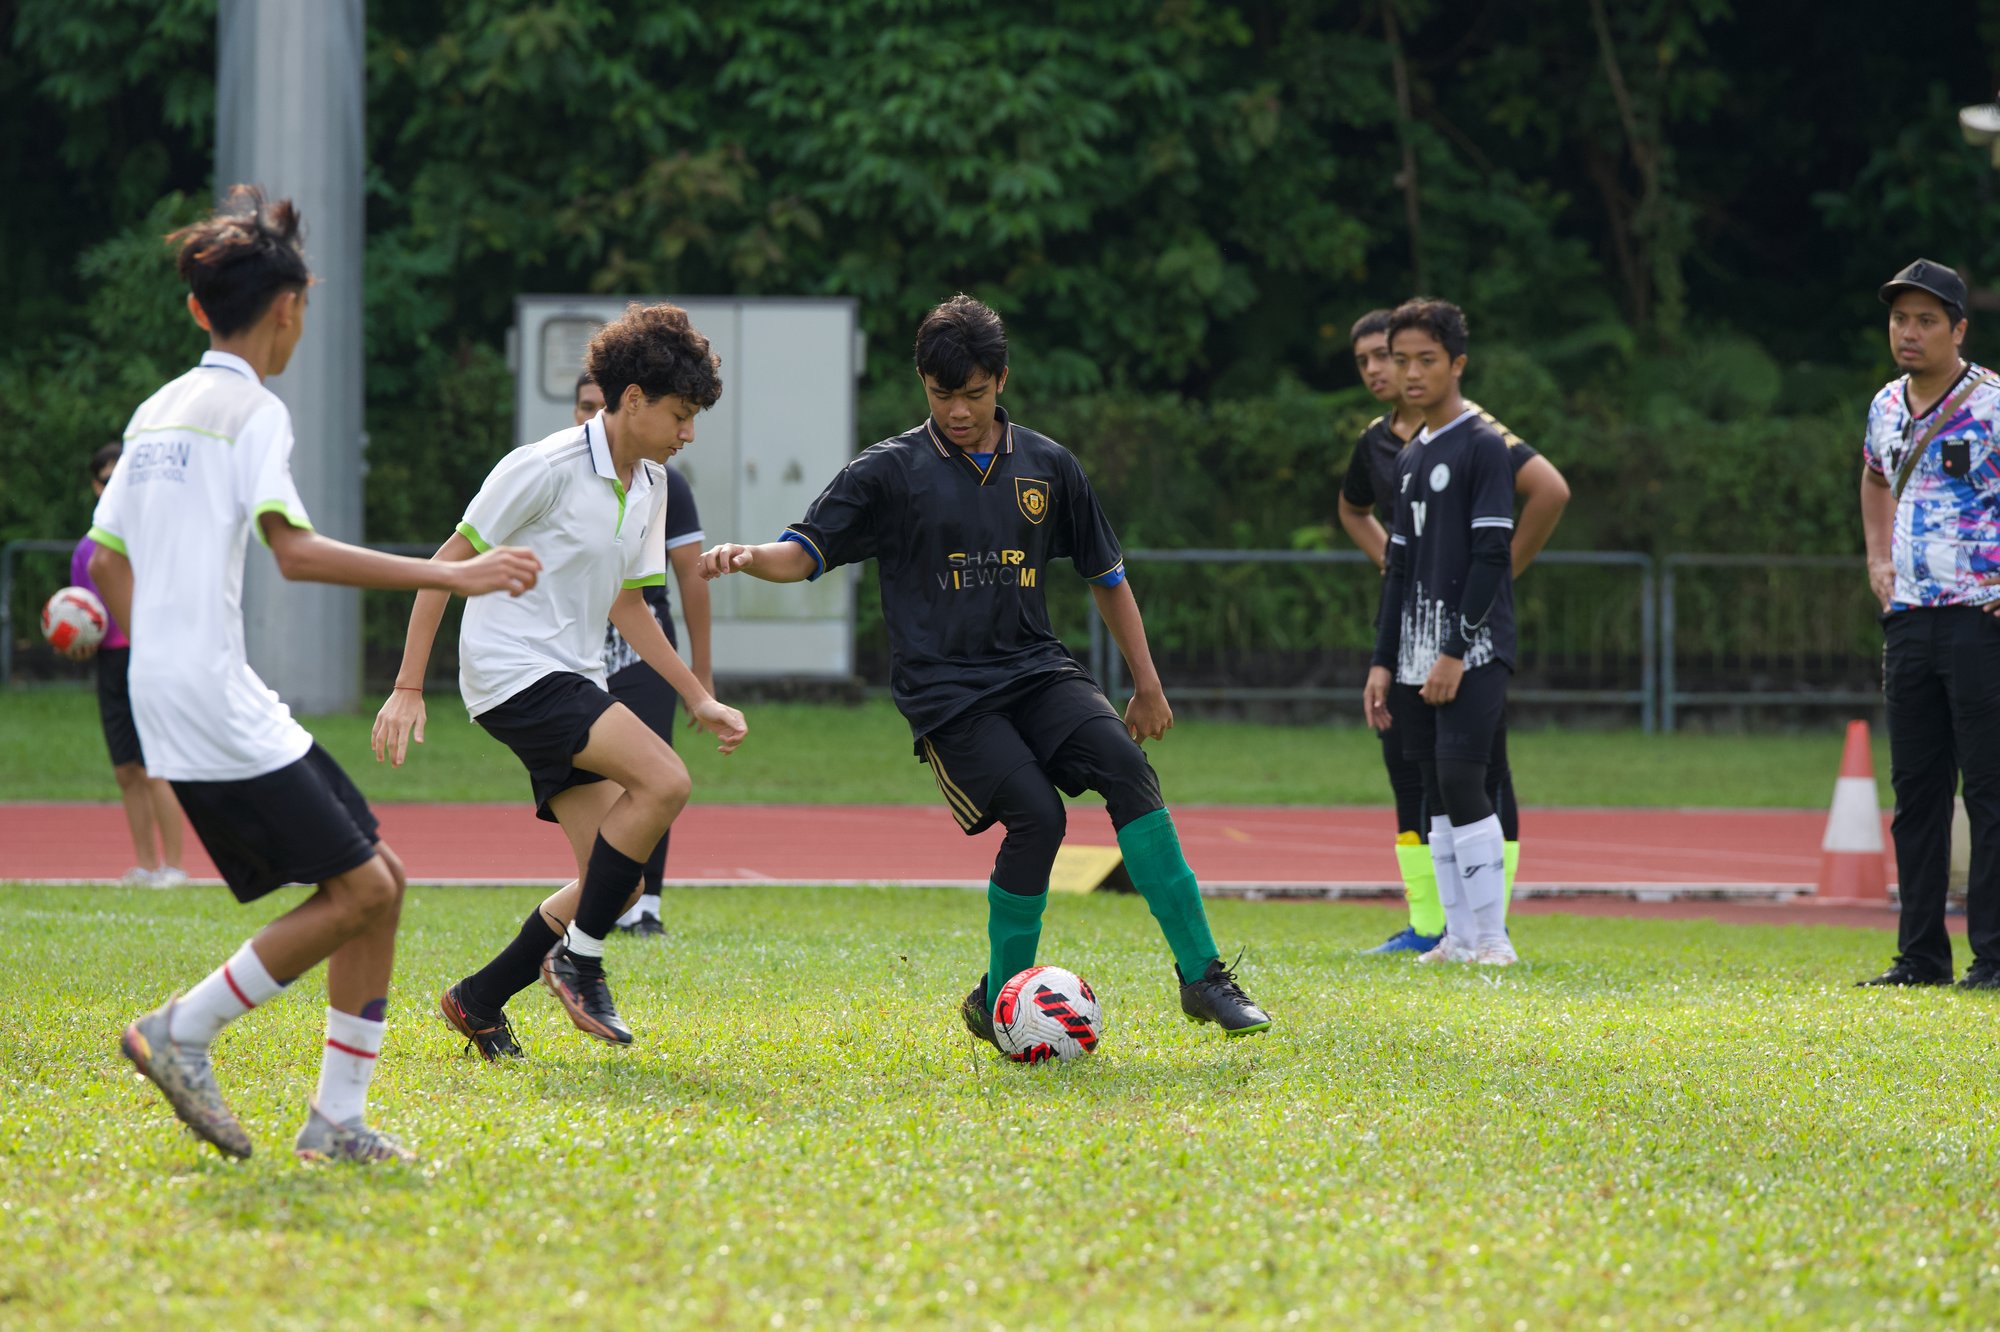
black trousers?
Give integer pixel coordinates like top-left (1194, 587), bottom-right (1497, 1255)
top-left (1883, 607), bottom-right (2000, 971)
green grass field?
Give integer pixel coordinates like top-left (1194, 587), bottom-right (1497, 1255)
top-left (1, 687), bottom-right (1888, 807)
top-left (0, 884), bottom-right (1991, 1328)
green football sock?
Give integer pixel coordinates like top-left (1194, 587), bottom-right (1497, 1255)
top-left (1116, 808), bottom-right (1220, 981)
top-left (1504, 840), bottom-right (1520, 912)
top-left (986, 881), bottom-right (1047, 1008)
top-left (1396, 833), bottom-right (1444, 937)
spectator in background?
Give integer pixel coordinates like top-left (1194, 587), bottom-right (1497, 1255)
top-left (1859, 259), bottom-right (2000, 990)
top-left (67, 443), bottom-right (188, 887)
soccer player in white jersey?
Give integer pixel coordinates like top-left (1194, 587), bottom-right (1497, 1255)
top-left (94, 187), bottom-right (541, 1162)
top-left (372, 303), bottom-right (746, 1059)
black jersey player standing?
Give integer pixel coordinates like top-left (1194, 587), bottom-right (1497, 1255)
top-left (700, 295), bottom-right (1270, 1041)
top-left (1338, 308), bottom-right (1568, 953)
top-left (1363, 298), bottom-right (1520, 966)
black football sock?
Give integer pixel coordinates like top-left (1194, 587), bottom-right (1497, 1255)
top-left (461, 907), bottom-right (561, 1014)
top-left (571, 834), bottom-right (649, 942)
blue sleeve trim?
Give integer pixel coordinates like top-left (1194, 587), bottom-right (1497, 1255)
top-left (1090, 565), bottom-right (1127, 589)
top-left (780, 529), bottom-right (825, 581)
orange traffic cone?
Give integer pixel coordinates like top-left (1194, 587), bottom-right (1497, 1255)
top-left (1817, 720), bottom-right (1889, 902)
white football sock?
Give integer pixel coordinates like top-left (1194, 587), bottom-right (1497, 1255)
top-left (614, 892), bottom-right (661, 928)
top-left (169, 940), bottom-right (285, 1046)
top-left (316, 1007), bottom-right (385, 1124)
top-left (1427, 815), bottom-right (1475, 943)
top-left (564, 922), bottom-right (605, 958)
top-left (1453, 813), bottom-right (1509, 944)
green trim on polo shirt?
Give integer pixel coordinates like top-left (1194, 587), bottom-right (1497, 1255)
top-left (622, 573), bottom-right (667, 590)
top-left (456, 520), bottom-right (492, 554)
top-left (252, 501), bottom-right (314, 546)
top-left (610, 477), bottom-right (628, 536)
top-left (86, 525), bottom-right (126, 556)
top-left (124, 423), bottom-right (234, 444)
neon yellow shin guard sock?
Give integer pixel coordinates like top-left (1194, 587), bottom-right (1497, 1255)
top-left (1396, 833), bottom-right (1444, 937)
top-left (1503, 841), bottom-right (1520, 912)
top-left (986, 882), bottom-right (1047, 1008)
top-left (1116, 808), bottom-right (1221, 980)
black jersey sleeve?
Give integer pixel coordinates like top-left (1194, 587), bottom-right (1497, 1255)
top-left (1340, 432), bottom-right (1376, 509)
top-left (1371, 453), bottom-right (1415, 670)
top-left (1441, 430), bottom-right (1517, 659)
top-left (1054, 451), bottom-right (1125, 585)
top-left (785, 447), bottom-right (893, 579)
top-left (663, 466), bottom-right (701, 542)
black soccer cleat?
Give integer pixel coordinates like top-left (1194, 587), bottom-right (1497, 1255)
top-left (960, 975), bottom-right (999, 1048)
top-left (541, 946), bottom-right (633, 1045)
top-left (440, 983), bottom-right (524, 1062)
top-left (1856, 961), bottom-right (1953, 988)
top-left (631, 914), bottom-right (665, 939)
top-left (1956, 961), bottom-right (2000, 992)
top-left (1178, 958), bottom-right (1273, 1036)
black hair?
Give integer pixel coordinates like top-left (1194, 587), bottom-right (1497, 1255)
top-left (575, 370), bottom-right (599, 403)
top-left (1387, 297), bottom-right (1469, 360)
top-left (1349, 309), bottom-right (1395, 344)
top-left (166, 185), bottom-right (311, 337)
top-left (585, 303), bottom-right (722, 413)
top-left (89, 442), bottom-right (121, 480)
top-left (914, 294), bottom-right (1008, 389)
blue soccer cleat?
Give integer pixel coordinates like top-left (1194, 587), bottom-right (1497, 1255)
top-left (1362, 927), bottom-right (1443, 956)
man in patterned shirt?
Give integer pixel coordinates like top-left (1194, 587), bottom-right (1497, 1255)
top-left (1858, 258), bottom-right (2000, 990)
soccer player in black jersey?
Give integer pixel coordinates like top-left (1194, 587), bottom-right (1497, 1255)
top-left (699, 295), bottom-right (1271, 1039)
top-left (1339, 309), bottom-right (1568, 954)
top-left (1363, 299), bottom-right (1523, 966)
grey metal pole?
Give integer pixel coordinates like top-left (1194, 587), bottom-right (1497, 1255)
top-left (216, 0), bottom-right (366, 713)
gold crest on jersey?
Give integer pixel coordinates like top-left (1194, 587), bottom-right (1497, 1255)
top-left (1015, 478), bottom-right (1050, 524)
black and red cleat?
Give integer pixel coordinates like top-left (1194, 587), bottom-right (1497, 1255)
top-left (541, 946), bottom-right (633, 1045)
top-left (440, 983), bottom-right (524, 1062)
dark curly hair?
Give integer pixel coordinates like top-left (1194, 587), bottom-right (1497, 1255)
top-left (914, 294), bottom-right (1008, 390)
top-left (1349, 308), bottom-right (1395, 345)
top-left (1386, 297), bottom-right (1469, 360)
top-left (586, 303), bottom-right (723, 412)
top-left (166, 185), bottom-right (311, 337)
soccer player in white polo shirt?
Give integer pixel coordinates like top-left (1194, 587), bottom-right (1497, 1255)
top-left (92, 187), bottom-right (541, 1162)
top-left (372, 303), bottom-right (746, 1058)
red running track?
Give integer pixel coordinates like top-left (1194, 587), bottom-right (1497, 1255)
top-left (0, 802), bottom-right (1887, 894)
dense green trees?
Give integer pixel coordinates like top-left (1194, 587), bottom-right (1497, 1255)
top-left (3, 0), bottom-right (1996, 561)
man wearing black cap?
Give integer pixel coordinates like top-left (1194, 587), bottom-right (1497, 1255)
top-left (1858, 258), bottom-right (2000, 989)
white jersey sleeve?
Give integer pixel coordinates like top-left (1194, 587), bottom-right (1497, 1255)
top-left (237, 400), bottom-right (314, 545)
top-left (625, 480), bottom-right (669, 588)
top-left (458, 447), bottom-right (557, 553)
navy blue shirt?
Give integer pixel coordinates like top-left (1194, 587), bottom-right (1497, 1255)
top-left (783, 407), bottom-right (1125, 740)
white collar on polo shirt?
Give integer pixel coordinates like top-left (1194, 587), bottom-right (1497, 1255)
top-left (199, 350), bottom-right (260, 382)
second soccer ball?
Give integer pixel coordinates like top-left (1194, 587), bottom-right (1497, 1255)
top-left (992, 966), bottom-right (1103, 1063)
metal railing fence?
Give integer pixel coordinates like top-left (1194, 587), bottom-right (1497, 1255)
top-left (2, 539), bottom-right (1884, 733)
top-left (1084, 548), bottom-right (1657, 730)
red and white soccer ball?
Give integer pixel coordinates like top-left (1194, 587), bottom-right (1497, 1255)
top-left (992, 966), bottom-right (1103, 1063)
top-left (42, 586), bottom-right (108, 653)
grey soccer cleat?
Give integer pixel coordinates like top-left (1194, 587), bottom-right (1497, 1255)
top-left (293, 1102), bottom-right (416, 1164)
top-left (119, 999), bottom-right (253, 1159)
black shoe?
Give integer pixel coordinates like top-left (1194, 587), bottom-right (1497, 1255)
top-left (632, 914), bottom-right (665, 939)
top-left (1957, 961), bottom-right (2000, 991)
top-left (541, 946), bottom-right (633, 1045)
top-left (440, 983), bottom-right (524, 1062)
top-left (960, 975), bottom-right (998, 1048)
top-left (1856, 960), bottom-right (1953, 988)
top-left (1178, 958), bottom-right (1273, 1036)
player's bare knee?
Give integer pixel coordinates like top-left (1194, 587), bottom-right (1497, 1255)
top-left (331, 857), bottom-right (401, 927)
top-left (632, 764), bottom-right (691, 824)
top-left (112, 762), bottom-right (148, 791)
